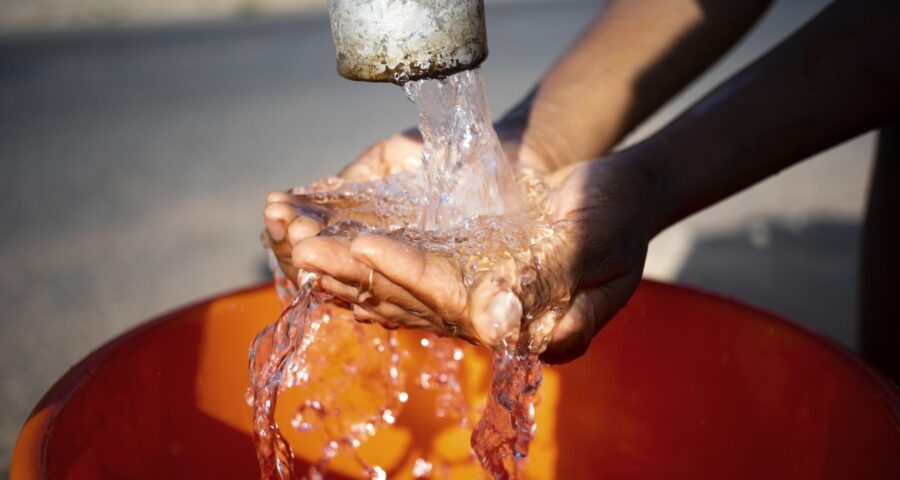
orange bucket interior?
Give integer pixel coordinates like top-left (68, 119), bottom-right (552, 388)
top-left (12, 280), bottom-right (900, 479)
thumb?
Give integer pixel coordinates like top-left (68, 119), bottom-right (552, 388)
top-left (468, 265), bottom-right (523, 348)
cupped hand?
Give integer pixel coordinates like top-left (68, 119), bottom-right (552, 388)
top-left (337, 122), bottom-right (556, 182)
top-left (263, 131), bottom-right (421, 283)
top-left (264, 126), bottom-right (552, 291)
top-left (268, 153), bottom-right (663, 363)
top-left (337, 130), bottom-right (424, 182)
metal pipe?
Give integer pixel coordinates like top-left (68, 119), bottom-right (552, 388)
top-left (328, 0), bottom-right (488, 84)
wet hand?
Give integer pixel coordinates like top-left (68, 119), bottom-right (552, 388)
top-left (263, 131), bottom-right (421, 283)
top-left (338, 124), bottom-right (556, 182)
top-left (529, 157), bottom-right (661, 363)
top-left (272, 156), bottom-right (661, 363)
top-left (337, 131), bottom-right (424, 182)
top-left (264, 127), bottom-right (552, 290)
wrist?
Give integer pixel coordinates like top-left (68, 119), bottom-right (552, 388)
top-left (615, 139), bottom-right (674, 240)
top-left (494, 114), bottom-right (574, 174)
top-left (497, 85), bottom-right (632, 172)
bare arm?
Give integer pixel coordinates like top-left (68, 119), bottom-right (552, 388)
top-left (498, 0), bottom-right (773, 171)
top-left (265, 0), bottom-right (900, 363)
top-left (629, 0), bottom-right (900, 235)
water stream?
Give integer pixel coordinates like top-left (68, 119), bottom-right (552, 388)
top-left (248, 69), bottom-right (563, 479)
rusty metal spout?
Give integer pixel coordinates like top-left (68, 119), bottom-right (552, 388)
top-left (328, 0), bottom-right (488, 84)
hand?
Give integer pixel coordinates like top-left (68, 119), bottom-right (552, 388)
top-left (338, 121), bottom-right (557, 182)
top-left (275, 154), bottom-right (662, 363)
top-left (531, 157), bottom-right (661, 362)
top-left (337, 130), bottom-right (424, 182)
top-left (263, 131), bottom-right (421, 283)
top-left (263, 124), bottom-right (554, 288)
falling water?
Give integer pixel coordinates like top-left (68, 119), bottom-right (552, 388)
top-left (249, 69), bottom-right (565, 479)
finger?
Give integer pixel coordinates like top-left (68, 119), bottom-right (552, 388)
top-left (287, 215), bottom-right (324, 244)
top-left (340, 143), bottom-right (385, 182)
top-left (270, 233), bottom-right (297, 281)
top-left (540, 272), bottom-right (640, 364)
top-left (265, 201), bottom-right (324, 286)
top-left (265, 193), bottom-right (328, 240)
top-left (277, 258), bottom-right (299, 285)
top-left (264, 201), bottom-right (300, 243)
top-left (380, 133), bottom-right (423, 171)
top-left (340, 134), bottom-right (423, 182)
top-left (352, 304), bottom-right (389, 325)
top-left (262, 198), bottom-right (299, 281)
top-left (294, 235), bottom-right (423, 310)
top-left (359, 301), bottom-right (436, 331)
top-left (351, 299), bottom-right (435, 332)
top-left (319, 274), bottom-right (362, 305)
top-left (538, 292), bottom-right (596, 364)
top-left (351, 234), bottom-right (467, 319)
top-left (350, 305), bottom-right (410, 331)
top-left (309, 239), bottom-right (437, 321)
top-left (266, 191), bottom-right (295, 205)
top-left (292, 236), bottom-right (367, 282)
top-left (364, 271), bottom-right (438, 321)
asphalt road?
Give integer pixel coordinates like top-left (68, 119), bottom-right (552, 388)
top-left (0, 0), bottom-right (870, 471)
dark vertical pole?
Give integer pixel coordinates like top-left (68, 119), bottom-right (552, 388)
top-left (861, 118), bottom-right (900, 385)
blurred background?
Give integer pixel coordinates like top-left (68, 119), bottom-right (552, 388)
top-left (0, 0), bottom-right (871, 473)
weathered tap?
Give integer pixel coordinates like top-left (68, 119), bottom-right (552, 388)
top-left (328, 0), bottom-right (488, 84)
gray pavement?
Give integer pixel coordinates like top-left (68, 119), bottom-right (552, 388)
top-left (0, 0), bottom-right (868, 472)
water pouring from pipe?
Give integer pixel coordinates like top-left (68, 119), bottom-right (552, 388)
top-left (249, 2), bottom-right (567, 478)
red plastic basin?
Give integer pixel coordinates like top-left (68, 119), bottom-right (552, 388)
top-left (11, 280), bottom-right (900, 479)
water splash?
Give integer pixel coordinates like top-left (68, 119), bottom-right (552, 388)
top-left (417, 334), bottom-right (469, 422)
top-left (247, 273), bottom-right (321, 479)
top-left (250, 68), bottom-right (563, 479)
top-left (247, 272), bottom-right (406, 479)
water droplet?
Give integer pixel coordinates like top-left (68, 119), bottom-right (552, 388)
top-left (412, 458), bottom-right (433, 478)
top-left (370, 465), bottom-right (387, 480)
top-left (322, 440), bottom-right (339, 460)
top-left (382, 409), bottom-right (395, 424)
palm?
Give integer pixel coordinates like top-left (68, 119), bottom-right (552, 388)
top-left (338, 132), bottom-right (424, 182)
top-left (264, 137), bottom-right (654, 362)
top-left (265, 130), bottom-right (545, 293)
top-left (333, 159), bottom-right (655, 362)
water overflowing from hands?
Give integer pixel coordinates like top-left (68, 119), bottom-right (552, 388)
top-left (248, 69), bottom-right (564, 479)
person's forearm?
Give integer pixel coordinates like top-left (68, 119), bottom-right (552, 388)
top-left (498, 0), bottom-right (772, 170)
top-left (631, 0), bottom-right (900, 235)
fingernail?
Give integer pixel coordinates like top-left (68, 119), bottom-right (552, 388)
top-left (269, 226), bottom-right (285, 242)
top-left (489, 291), bottom-right (523, 338)
top-left (264, 209), bottom-right (286, 241)
top-left (474, 291), bottom-right (522, 346)
top-left (287, 220), bottom-right (321, 243)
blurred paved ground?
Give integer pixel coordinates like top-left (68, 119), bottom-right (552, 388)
top-left (0, 0), bottom-right (872, 471)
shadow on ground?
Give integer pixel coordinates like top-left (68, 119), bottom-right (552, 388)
top-left (673, 217), bottom-right (860, 351)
